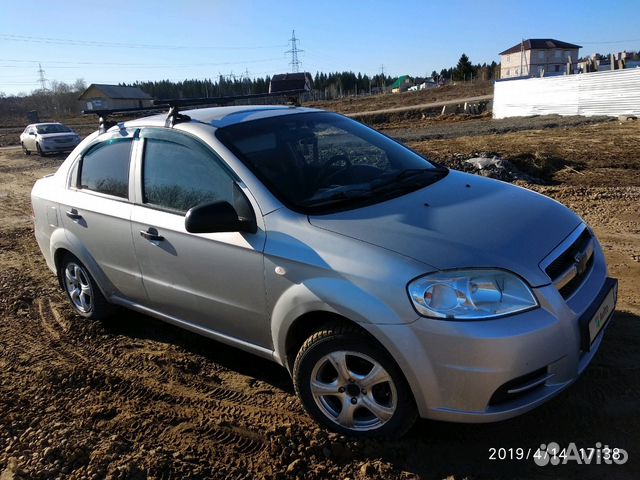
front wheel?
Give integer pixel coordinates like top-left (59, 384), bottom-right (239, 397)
top-left (293, 323), bottom-right (417, 438)
top-left (36, 142), bottom-right (45, 156)
top-left (60, 254), bottom-right (113, 320)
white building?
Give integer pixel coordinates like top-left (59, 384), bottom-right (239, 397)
top-left (500, 39), bottom-right (581, 79)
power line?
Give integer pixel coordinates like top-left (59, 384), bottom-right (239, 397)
top-left (576, 38), bottom-right (640, 45)
top-left (285, 30), bottom-right (303, 73)
top-left (0, 33), bottom-right (287, 50)
top-left (0, 57), bottom-right (285, 69)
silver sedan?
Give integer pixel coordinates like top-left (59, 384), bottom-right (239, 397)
top-left (20, 122), bottom-right (81, 156)
top-left (31, 106), bottom-right (617, 437)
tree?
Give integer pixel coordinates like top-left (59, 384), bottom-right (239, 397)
top-left (73, 78), bottom-right (87, 92)
top-left (453, 53), bottom-right (474, 81)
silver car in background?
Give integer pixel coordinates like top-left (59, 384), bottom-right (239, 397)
top-left (31, 105), bottom-right (617, 437)
top-left (20, 122), bottom-right (81, 156)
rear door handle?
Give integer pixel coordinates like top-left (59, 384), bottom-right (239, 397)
top-left (65, 208), bottom-right (82, 220)
top-left (140, 228), bottom-right (164, 242)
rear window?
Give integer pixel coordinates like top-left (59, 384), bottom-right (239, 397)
top-left (79, 139), bottom-right (132, 198)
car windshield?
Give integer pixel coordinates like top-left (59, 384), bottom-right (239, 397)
top-left (216, 112), bottom-right (447, 214)
top-left (36, 124), bottom-right (71, 134)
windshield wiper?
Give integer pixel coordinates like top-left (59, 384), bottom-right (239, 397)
top-left (300, 188), bottom-right (374, 208)
top-left (301, 168), bottom-right (447, 209)
top-left (371, 168), bottom-right (447, 193)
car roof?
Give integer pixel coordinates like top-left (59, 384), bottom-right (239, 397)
top-left (27, 122), bottom-right (65, 128)
top-left (124, 105), bottom-right (323, 130)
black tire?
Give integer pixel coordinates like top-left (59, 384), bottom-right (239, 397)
top-left (36, 142), bottom-right (46, 157)
top-left (22, 143), bottom-right (31, 155)
top-left (59, 254), bottom-right (114, 320)
top-left (293, 323), bottom-right (418, 438)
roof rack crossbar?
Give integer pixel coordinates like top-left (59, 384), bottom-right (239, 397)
top-left (164, 106), bottom-right (191, 128)
top-left (82, 106), bottom-right (167, 133)
top-left (82, 88), bottom-right (308, 133)
top-left (153, 89), bottom-right (307, 108)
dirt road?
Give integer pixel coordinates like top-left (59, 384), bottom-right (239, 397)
top-left (345, 95), bottom-right (493, 119)
top-left (1, 117), bottom-right (639, 479)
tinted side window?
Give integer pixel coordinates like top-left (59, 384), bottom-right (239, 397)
top-left (142, 138), bottom-right (234, 213)
top-left (79, 139), bottom-right (132, 198)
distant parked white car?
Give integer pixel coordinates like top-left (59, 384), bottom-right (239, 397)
top-left (20, 123), bottom-right (81, 156)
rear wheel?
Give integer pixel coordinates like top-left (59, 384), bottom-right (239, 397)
top-left (22, 143), bottom-right (31, 155)
top-left (60, 254), bottom-right (113, 320)
top-left (293, 323), bottom-right (417, 438)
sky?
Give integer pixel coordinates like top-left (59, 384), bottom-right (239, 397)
top-left (1, 0), bottom-right (639, 96)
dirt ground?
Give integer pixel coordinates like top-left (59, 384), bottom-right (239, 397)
top-left (0, 115), bottom-right (639, 480)
top-left (306, 82), bottom-right (493, 115)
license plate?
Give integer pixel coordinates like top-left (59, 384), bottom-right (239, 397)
top-left (588, 284), bottom-right (616, 344)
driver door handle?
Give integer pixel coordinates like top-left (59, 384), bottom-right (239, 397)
top-left (65, 208), bottom-right (82, 220)
top-left (140, 228), bottom-right (164, 242)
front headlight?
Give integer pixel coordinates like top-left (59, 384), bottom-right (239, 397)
top-left (408, 269), bottom-right (538, 320)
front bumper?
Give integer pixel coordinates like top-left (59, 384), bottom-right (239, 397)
top-left (369, 243), bottom-right (615, 422)
top-left (41, 141), bottom-right (80, 153)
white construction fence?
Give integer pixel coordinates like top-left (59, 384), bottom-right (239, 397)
top-left (493, 68), bottom-right (640, 119)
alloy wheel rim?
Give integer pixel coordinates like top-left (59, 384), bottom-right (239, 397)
top-left (310, 350), bottom-right (397, 431)
top-left (64, 263), bottom-right (93, 313)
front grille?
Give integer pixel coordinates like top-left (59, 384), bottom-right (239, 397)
top-left (54, 136), bottom-right (75, 143)
top-left (545, 227), bottom-right (594, 299)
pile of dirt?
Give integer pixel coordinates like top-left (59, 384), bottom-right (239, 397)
top-left (440, 154), bottom-right (552, 184)
top-left (406, 120), bottom-right (640, 187)
top-left (380, 114), bottom-right (614, 141)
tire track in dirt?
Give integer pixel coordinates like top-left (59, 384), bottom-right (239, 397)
top-left (2, 141), bottom-right (639, 479)
top-left (1, 221), bottom-right (316, 478)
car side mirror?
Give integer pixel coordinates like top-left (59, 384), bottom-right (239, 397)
top-left (185, 200), bottom-right (257, 234)
top-left (29, 132), bottom-right (36, 136)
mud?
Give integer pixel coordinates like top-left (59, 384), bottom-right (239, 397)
top-left (1, 114), bottom-right (639, 479)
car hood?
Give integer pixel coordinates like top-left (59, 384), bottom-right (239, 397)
top-left (308, 170), bottom-right (581, 287)
top-left (38, 132), bottom-right (77, 139)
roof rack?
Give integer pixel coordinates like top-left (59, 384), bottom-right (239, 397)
top-left (83, 88), bottom-right (308, 133)
top-left (155, 89), bottom-right (307, 127)
top-left (82, 106), bottom-right (166, 133)
top-left (153, 88), bottom-right (307, 108)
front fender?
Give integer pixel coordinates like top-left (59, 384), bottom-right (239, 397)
top-left (270, 277), bottom-right (419, 365)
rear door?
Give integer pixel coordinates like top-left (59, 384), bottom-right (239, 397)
top-left (25, 126), bottom-right (37, 150)
top-left (60, 131), bottom-right (146, 302)
top-left (130, 128), bottom-right (270, 348)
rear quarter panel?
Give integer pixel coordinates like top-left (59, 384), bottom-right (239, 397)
top-left (31, 175), bottom-right (63, 274)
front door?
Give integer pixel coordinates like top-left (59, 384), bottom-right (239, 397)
top-left (130, 128), bottom-right (270, 348)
